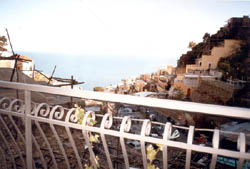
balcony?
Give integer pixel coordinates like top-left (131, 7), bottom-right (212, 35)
top-left (0, 80), bottom-right (249, 169)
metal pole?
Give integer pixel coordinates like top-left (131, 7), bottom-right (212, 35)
top-left (25, 90), bottom-right (32, 169)
top-left (70, 75), bottom-right (73, 105)
top-left (5, 28), bottom-right (17, 82)
top-left (32, 65), bottom-right (35, 80)
top-left (47, 65), bottom-right (57, 85)
top-left (5, 28), bottom-right (14, 54)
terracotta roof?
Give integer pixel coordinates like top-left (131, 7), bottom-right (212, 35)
top-left (18, 55), bottom-right (32, 61)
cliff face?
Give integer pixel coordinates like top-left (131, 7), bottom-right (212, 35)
top-left (177, 16), bottom-right (250, 69)
top-left (176, 16), bottom-right (250, 107)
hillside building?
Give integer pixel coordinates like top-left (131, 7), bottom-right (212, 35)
top-left (186, 39), bottom-right (242, 73)
top-left (174, 39), bottom-right (242, 97)
top-left (0, 52), bottom-right (34, 78)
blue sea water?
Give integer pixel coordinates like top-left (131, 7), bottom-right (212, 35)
top-left (19, 52), bottom-right (176, 90)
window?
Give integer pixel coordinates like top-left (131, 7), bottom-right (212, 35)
top-left (208, 63), bottom-right (212, 69)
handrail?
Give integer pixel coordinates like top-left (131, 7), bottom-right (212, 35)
top-left (0, 80), bottom-right (249, 119)
top-left (0, 81), bottom-right (250, 169)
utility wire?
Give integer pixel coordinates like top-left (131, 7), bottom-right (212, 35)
top-left (80, 0), bottom-right (105, 26)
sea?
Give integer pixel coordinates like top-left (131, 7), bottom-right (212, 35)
top-left (19, 51), bottom-right (177, 91)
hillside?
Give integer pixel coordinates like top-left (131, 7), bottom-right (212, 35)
top-left (177, 16), bottom-right (250, 71)
top-left (0, 68), bottom-right (47, 84)
top-left (176, 16), bottom-right (250, 108)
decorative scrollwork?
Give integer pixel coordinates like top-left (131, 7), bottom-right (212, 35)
top-left (101, 113), bottom-right (113, 129)
top-left (163, 122), bottom-right (172, 140)
top-left (49, 105), bottom-right (64, 120)
top-left (0, 97), bottom-right (11, 110)
top-left (65, 108), bottom-right (78, 123)
top-left (34, 103), bottom-right (50, 117)
top-left (30, 102), bottom-right (37, 115)
top-left (82, 111), bottom-right (96, 126)
top-left (120, 116), bottom-right (131, 133)
top-left (8, 99), bottom-right (25, 113)
top-left (141, 120), bottom-right (151, 136)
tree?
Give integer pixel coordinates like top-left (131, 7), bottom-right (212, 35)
top-left (0, 35), bottom-right (7, 52)
top-left (188, 41), bottom-right (196, 48)
top-left (169, 87), bottom-right (185, 100)
top-left (177, 42), bottom-right (205, 67)
top-left (218, 42), bottom-right (249, 81)
top-left (202, 32), bottom-right (210, 43)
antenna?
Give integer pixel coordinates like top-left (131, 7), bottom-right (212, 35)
top-left (6, 28), bottom-right (19, 82)
top-left (5, 28), bottom-right (15, 55)
top-left (47, 65), bottom-right (57, 84)
top-left (5, 28), bottom-right (19, 98)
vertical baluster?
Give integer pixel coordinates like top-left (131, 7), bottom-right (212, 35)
top-left (163, 122), bottom-right (172, 169)
top-left (185, 126), bottom-right (194, 169)
top-left (7, 106), bottom-right (47, 169)
top-left (31, 134), bottom-right (47, 169)
top-left (35, 121), bottom-right (58, 169)
top-left (34, 103), bottom-right (58, 169)
top-left (82, 130), bottom-right (97, 169)
top-left (237, 133), bottom-right (246, 169)
top-left (120, 116), bottom-right (131, 169)
top-left (65, 127), bottom-right (83, 169)
top-left (210, 129), bottom-right (219, 169)
top-left (49, 106), bottom-right (70, 169)
top-left (100, 113), bottom-right (114, 169)
top-left (21, 117), bottom-right (47, 169)
top-left (0, 116), bottom-right (26, 168)
top-left (25, 90), bottom-right (32, 169)
top-left (82, 111), bottom-right (97, 169)
top-left (65, 108), bottom-right (83, 169)
top-left (140, 120), bottom-right (151, 169)
top-left (7, 114), bottom-right (25, 142)
top-left (0, 147), bottom-right (7, 169)
top-left (0, 130), bottom-right (16, 169)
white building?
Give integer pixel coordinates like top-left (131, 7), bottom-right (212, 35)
top-left (0, 52), bottom-right (34, 78)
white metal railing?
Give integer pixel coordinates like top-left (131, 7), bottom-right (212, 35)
top-left (204, 80), bottom-right (246, 90)
top-left (184, 79), bottom-right (198, 88)
top-left (0, 80), bottom-right (250, 169)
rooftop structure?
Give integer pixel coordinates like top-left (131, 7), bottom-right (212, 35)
top-left (0, 52), bottom-right (34, 78)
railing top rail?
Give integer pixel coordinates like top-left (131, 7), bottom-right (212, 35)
top-left (0, 80), bottom-right (249, 119)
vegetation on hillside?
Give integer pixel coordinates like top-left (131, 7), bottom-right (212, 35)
top-left (177, 42), bottom-right (205, 67)
top-left (177, 17), bottom-right (250, 68)
top-left (218, 43), bottom-right (250, 81)
top-left (177, 33), bottom-right (210, 67)
top-left (0, 35), bottom-right (7, 52)
top-left (176, 16), bottom-right (250, 107)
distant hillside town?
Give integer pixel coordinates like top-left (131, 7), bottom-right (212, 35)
top-left (0, 16), bottom-right (250, 108)
top-left (106, 16), bottom-right (250, 108)
top-left (0, 16), bottom-right (249, 130)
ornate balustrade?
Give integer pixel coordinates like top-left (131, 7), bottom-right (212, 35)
top-left (0, 80), bottom-right (249, 169)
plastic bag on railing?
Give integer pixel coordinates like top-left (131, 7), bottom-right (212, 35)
top-left (170, 129), bottom-right (180, 139)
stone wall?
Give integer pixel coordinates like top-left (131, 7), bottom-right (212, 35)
top-left (190, 80), bottom-right (235, 105)
top-left (0, 60), bottom-right (11, 68)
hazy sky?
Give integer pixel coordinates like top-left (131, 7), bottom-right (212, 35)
top-left (0, 0), bottom-right (249, 61)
